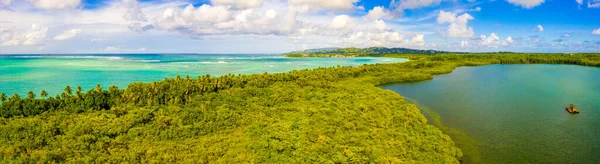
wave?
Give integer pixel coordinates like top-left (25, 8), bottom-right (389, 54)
top-left (213, 56), bottom-right (284, 60)
top-left (174, 61), bottom-right (230, 64)
top-left (10, 56), bottom-right (124, 60)
top-left (130, 59), bottom-right (161, 63)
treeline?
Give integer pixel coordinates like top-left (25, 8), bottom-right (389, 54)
top-left (285, 47), bottom-right (450, 57)
top-left (1, 53), bottom-right (599, 163)
top-left (0, 63), bottom-right (440, 118)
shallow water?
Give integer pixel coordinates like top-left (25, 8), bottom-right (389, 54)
top-left (0, 54), bottom-right (406, 95)
top-left (380, 64), bottom-right (600, 163)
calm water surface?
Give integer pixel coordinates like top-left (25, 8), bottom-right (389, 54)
top-left (380, 64), bottom-right (600, 164)
top-left (0, 54), bottom-right (406, 95)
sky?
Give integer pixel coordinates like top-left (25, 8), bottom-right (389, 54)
top-left (0, 0), bottom-right (599, 54)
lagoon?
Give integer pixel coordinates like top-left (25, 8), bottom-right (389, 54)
top-left (0, 54), bottom-right (406, 96)
top-left (380, 64), bottom-right (600, 163)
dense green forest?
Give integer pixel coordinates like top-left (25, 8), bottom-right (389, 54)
top-left (285, 47), bottom-right (471, 57)
top-left (285, 47), bottom-right (443, 57)
top-left (1, 53), bottom-right (600, 163)
top-left (284, 47), bottom-right (588, 57)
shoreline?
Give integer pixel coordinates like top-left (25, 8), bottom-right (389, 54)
top-left (2, 54), bottom-right (600, 162)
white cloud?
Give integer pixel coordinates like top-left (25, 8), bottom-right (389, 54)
top-left (153, 3), bottom-right (301, 36)
top-left (329, 15), bottom-right (353, 30)
top-left (576, 0), bottom-right (583, 5)
top-left (390, 0), bottom-right (442, 16)
top-left (461, 40), bottom-right (469, 47)
top-left (506, 0), bottom-right (545, 9)
top-left (154, 4), bottom-right (231, 33)
top-left (104, 46), bottom-right (120, 51)
top-left (123, 0), bottom-right (147, 21)
top-left (437, 10), bottom-right (474, 38)
top-left (480, 33), bottom-right (500, 46)
top-left (589, 0), bottom-right (600, 8)
top-left (331, 20), bottom-right (426, 48)
top-left (593, 28), bottom-right (600, 35)
top-left (460, 33), bottom-right (514, 48)
top-left (211, 0), bottom-right (264, 9)
top-left (1, 0), bottom-right (11, 6)
top-left (1, 24), bottom-right (48, 46)
top-left (364, 6), bottom-right (392, 20)
top-left (53, 28), bottom-right (82, 40)
top-left (29, 0), bottom-right (81, 9)
top-left (288, 0), bottom-right (359, 12)
top-left (104, 46), bottom-right (147, 52)
top-left (0, 28), bottom-right (11, 42)
top-left (537, 25), bottom-right (543, 32)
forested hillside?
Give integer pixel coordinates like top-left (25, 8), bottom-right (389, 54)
top-left (1, 54), bottom-right (600, 163)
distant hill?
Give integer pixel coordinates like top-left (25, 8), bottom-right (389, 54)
top-left (285, 47), bottom-right (458, 57)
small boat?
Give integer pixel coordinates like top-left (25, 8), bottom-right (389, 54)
top-left (566, 104), bottom-right (580, 114)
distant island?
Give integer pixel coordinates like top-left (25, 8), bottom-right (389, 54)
top-left (283, 47), bottom-right (524, 57)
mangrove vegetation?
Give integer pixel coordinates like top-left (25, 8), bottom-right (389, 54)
top-left (1, 53), bottom-right (600, 163)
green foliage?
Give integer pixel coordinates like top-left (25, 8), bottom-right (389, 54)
top-left (285, 47), bottom-right (462, 57)
top-left (1, 53), bottom-right (599, 163)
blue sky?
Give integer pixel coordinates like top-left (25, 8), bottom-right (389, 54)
top-left (0, 0), bottom-right (599, 54)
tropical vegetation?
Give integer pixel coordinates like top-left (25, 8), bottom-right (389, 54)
top-left (1, 53), bottom-right (599, 163)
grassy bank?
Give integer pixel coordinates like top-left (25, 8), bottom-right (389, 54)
top-left (1, 54), bottom-right (599, 163)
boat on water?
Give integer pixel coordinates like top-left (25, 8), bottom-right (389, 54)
top-left (566, 104), bottom-right (580, 114)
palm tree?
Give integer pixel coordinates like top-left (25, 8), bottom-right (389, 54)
top-left (40, 90), bottom-right (48, 99)
top-left (0, 92), bottom-right (6, 102)
top-left (64, 86), bottom-right (73, 95)
top-left (27, 90), bottom-right (36, 99)
top-left (10, 93), bottom-right (20, 101)
top-left (76, 86), bottom-right (83, 99)
top-left (95, 84), bottom-right (102, 93)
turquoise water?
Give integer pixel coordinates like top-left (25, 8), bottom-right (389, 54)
top-left (380, 64), bottom-right (600, 164)
top-left (0, 54), bottom-right (406, 96)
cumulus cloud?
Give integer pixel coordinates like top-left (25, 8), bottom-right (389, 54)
top-left (593, 28), bottom-right (600, 35)
top-left (437, 10), bottom-right (475, 38)
top-left (331, 20), bottom-right (425, 48)
top-left (390, 0), bottom-right (441, 16)
top-left (123, 0), bottom-right (147, 21)
top-left (53, 28), bottom-right (82, 40)
top-left (329, 15), bottom-right (353, 30)
top-left (507, 0), bottom-right (545, 9)
top-left (211, 0), bottom-right (264, 9)
top-left (288, 0), bottom-right (359, 12)
top-left (576, 0), bottom-right (583, 5)
top-left (364, 6), bottom-right (391, 20)
top-left (460, 40), bottom-right (469, 47)
top-left (29, 0), bottom-right (81, 9)
top-left (562, 33), bottom-right (571, 37)
top-left (1, 24), bottom-right (48, 46)
top-left (537, 25), bottom-right (544, 32)
top-left (153, 4), bottom-right (300, 36)
top-left (460, 33), bottom-right (514, 48)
